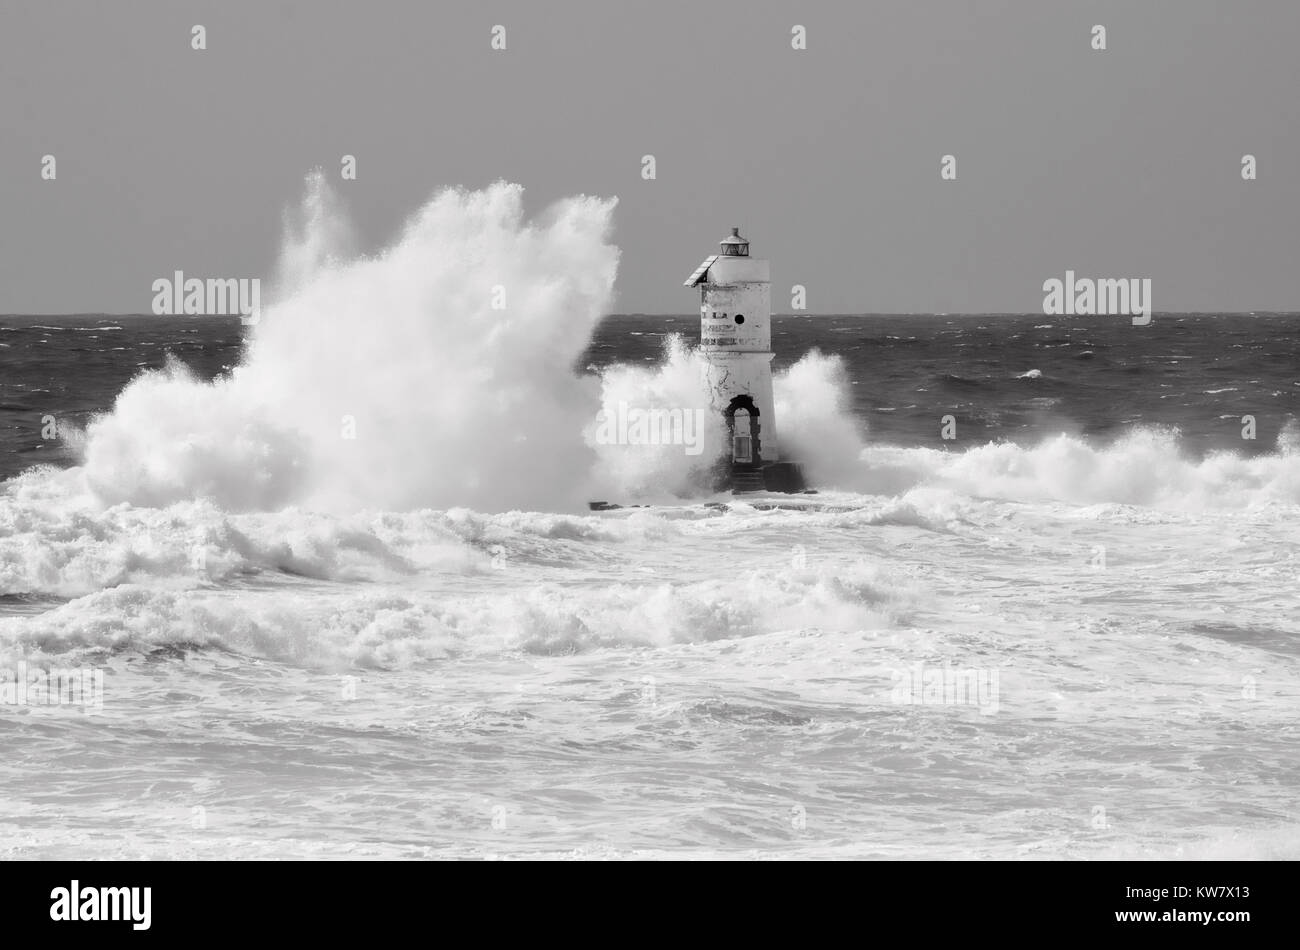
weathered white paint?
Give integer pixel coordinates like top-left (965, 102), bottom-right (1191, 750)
top-left (684, 230), bottom-right (779, 461)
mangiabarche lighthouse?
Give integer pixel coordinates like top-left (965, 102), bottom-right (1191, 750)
top-left (684, 228), bottom-right (805, 494)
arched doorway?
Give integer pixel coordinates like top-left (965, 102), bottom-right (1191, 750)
top-left (724, 395), bottom-right (762, 467)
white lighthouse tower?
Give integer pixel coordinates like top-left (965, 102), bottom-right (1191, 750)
top-left (685, 227), bottom-right (790, 492)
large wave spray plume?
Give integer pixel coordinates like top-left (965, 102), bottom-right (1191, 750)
top-left (80, 176), bottom-right (620, 513)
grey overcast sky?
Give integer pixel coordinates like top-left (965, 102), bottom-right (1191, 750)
top-left (2, 0), bottom-right (1297, 314)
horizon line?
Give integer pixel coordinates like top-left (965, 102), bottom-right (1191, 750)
top-left (3, 310), bottom-right (1300, 319)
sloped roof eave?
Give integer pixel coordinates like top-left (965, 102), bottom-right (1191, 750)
top-left (683, 255), bottom-right (719, 287)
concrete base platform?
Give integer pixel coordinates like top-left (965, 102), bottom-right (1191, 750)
top-left (757, 460), bottom-right (808, 494)
top-left (588, 460), bottom-right (813, 510)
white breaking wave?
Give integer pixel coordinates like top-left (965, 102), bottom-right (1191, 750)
top-left (851, 427), bottom-right (1300, 509)
top-left (0, 556), bottom-right (907, 668)
top-left (78, 176), bottom-right (621, 513)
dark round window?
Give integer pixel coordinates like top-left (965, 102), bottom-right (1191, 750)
top-left (734, 314), bottom-right (745, 325)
